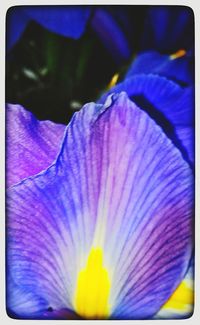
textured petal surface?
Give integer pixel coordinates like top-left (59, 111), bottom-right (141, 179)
top-left (6, 104), bottom-right (65, 187)
top-left (126, 51), bottom-right (194, 85)
top-left (7, 93), bottom-right (193, 319)
top-left (100, 75), bottom-right (194, 165)
top-left (23, 5), bottom-right (91, 39)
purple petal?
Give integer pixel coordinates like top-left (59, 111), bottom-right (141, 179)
top-left (7, 93), bottom-right (193, 319)
top-left (6, 104), bottom-right (65, 187)
top-left (100, 75), bottom-right (194, 165)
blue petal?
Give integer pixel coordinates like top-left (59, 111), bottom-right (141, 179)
top-left (23, 5), bottom-right (91, 39)
top-left (6, 7), bottom-right (30, 50)
top-left (125, 51), bottom-right (194, 86)
top-left (141, 6), bottom-right (194, 52)
top-left (100, 75), bottom-right (194, 165)
top-left (90, 8), bottom-right (131, 63)
top-left (7, 93), bottom-right (193, 319)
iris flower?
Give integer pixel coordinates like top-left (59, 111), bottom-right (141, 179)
top-left (6, 90), bottom-right (194, 319)
top-left (6, 3), bottom-right (194, 320)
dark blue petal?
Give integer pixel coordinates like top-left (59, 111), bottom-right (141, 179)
top-left (141, 6), bottom-right (194, 53)
top-left (23, 5), bottom-right (91, 39)
top-left (6, 7), bottom-right (30, 50)
top-left (91, 8), bottom-right (131, 63)
top-left (125, 51), bottom-right (194, 86)
top-left (100, 75), bottom-right (194, 165)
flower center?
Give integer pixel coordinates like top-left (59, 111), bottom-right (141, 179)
top-left (74, 247), bottom-right (111, 319)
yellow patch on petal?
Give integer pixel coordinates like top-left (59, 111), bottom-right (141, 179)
top-left (107, 73), bottom-right (119, 89)
top-left (170, 49), bottom-right (186, 60)
top-left (74, 247), bottom-right (111, 319)
top-left (161, 279), bottom-right (194, 312)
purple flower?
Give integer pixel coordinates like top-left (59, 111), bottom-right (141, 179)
top-left (6, 92), bottom-right (193, 319)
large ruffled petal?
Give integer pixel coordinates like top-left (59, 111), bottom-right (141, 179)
top-left (6, 104), bottom-right (65, 187)
top-left (7, 93), bottom-right (193, 319)
top-left (100, 75), bottom-right (194, 165)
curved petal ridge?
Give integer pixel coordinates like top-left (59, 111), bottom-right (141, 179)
top-left (100, 74), bottom-right (194, 127)
top-left (99, 74), bottom-right (194, 165)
